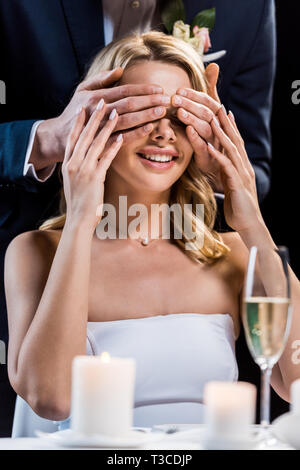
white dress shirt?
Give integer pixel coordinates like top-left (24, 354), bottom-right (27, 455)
top-left (24, 0), bottom-right (162, 181)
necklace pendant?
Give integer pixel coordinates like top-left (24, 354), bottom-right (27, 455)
top-left (141, 237), bottom-right (149, 246)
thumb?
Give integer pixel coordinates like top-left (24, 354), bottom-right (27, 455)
top-left (205, 63), bottom-right (220, 103)
top-left (79, 67), bottom-right (124, 91)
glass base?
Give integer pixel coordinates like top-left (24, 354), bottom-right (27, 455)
top-left (255, 424), bottom-right (279, 449)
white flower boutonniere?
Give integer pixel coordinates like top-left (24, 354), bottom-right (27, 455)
top-left (172, 20), bottom-right (190, 42)
top-left (162, 1), bottom-right (226, 63)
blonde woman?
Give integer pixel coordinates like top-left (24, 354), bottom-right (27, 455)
top-left (5, 31), bottom-right (300, 429)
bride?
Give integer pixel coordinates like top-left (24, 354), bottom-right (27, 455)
top-left (5, 31), bottom-right (300, 428)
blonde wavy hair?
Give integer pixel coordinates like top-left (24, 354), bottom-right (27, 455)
top-left (40, 30), bottom-right (229, 263)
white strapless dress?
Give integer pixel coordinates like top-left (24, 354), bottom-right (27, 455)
top-left (12, 313), bottom-right (238, 436)
top-left (85, 313), bottom-right (238, 427)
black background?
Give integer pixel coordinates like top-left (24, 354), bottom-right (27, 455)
top-left (267, 0), bottom-right (300, 417)
top-left (237, 0), bottom-right (300, 421)
top-left (264, 1), bottom-right (299, 266)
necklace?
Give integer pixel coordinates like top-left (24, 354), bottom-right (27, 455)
top-left (140, 236), bottom-right (150, 246)
top-left (135, 232), bottom-right (170, 246)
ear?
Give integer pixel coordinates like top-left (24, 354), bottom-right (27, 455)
top-left (205, 63), bottom-right (221, 103)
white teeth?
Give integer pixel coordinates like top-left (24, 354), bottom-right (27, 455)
top-left (142, 154), bottom-right (173, 162)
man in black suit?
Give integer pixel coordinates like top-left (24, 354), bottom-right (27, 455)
top-left (0, 0), bottom-right (276, 435)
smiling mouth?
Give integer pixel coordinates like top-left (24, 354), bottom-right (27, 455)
top-left (136, 153), bottom-right (179, 163)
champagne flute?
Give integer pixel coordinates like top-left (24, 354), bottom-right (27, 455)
top-left (242, 246), bottom-right (292, 445)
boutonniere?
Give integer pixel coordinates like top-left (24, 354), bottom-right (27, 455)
top-left (161, 0), bottom-right (226, 62)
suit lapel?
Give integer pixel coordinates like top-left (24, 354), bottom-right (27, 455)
top-left (60, 0), bottom-right (105, 77)
top-left (184, 0), bottom-right (223, 55)
top-left (60, 0), bottom-right (226, 77)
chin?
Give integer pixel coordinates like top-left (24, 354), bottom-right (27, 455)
top-left (130, 175), bottom-right (177, 194)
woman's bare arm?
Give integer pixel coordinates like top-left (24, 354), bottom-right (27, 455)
top-left (5, 227), bottom-right (93, 421)
top-left (209, 108), bottom-right (300, 403)
top-left (4, 102), bottom-right (123, 421)
top-left (238, 224), bottom-right (300, 402)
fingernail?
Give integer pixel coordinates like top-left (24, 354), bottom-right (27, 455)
top-left (154, 106), bottom-right (164, 116)
top-left (208, 142), bottom-right (215, 150)
top-left (173, 95), bottom-right (182, 105)
top-left (221, 104), bottom-right (227, 114)
top-left (144, 124), bottom-right (152, 132)
top-left (213, 117), bottom-right (220, 127)
top-left (109, 108), bottom-right (117, 120)
top-left (116, 133), bottom-right (123, 142)
top-left (229, 110), bottom-right (235, 120)
top-left (76, 106), bottom-right (83, 115)
top-left (152, 86), bottom-right (163, 93)
top-left (181, 109), bottom-right (187, 118)
top-left (161, 95), bottom-right (171, 104)
top-left (96, 98), bottom-right (104, 110)
top-left (178, 89), bottom-right (187, 96)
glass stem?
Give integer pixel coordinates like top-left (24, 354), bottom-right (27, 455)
top-left (260, 365), bottom-right (272, 428)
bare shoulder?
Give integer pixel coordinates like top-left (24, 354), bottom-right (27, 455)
top-left (221, 231), bottom-right (249, 258)
top-left (218, 231), bottom-right (249, 276)
top-left (5, 229), bottom-right (62, 269)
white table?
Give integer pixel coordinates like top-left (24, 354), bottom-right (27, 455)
top-left (0, 437), bottom-right (203, 450)
top-left (0, 426), bottom-right (295, 450)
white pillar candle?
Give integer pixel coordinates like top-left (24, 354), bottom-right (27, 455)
top-left (291, 378), bottom-right (300, 414)
top-left (70, 352), bottom-right (136, 436)
top-left (203, 381), bottom-right (256, 440)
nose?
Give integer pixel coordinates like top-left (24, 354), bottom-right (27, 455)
top-left (150, 117), bottom-right (176, 144)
